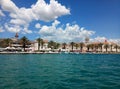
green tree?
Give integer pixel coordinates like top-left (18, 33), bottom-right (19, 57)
top-left (48, 41), bottom-right (60, 50)
top-left (75, 43), bottom-right (79, 49)
top-left (41, 40), bottom-right (44, 49)
top-left (20, 36), bottom-right (29, 51)
top-left (55, 43), bottom-right (60, 49)
top-left (86, 44), bottom-right (90, 52)
top-left (98, 43), bottom-right (103, 52)
top-left (114, 44), bottom-right (118, 52)
top-left (90, 44), bottom-right (94, 51)
top-left (118, 46), bottom-right (120, 52)
top-left (62, 43), bottom-right (67, 49)
top-left (0, 38), bottom-right (12, 47)
top-left (70, 42), bottom-right (75, 52)
top-left (37, 38), bottom-right (43, 51)
top-left (48, 40), bottom-right (55, 49)
top-left (104, 44), bottom-right (109, 52)
top-left (79, 42), bottom-right (84, 52)
top-left (110, 44), bottom-right (113, 52)
top-left (94, 44), bottom-right (98, 52)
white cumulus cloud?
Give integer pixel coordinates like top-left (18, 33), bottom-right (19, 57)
top-left (0, 0), bottom-right (19, 13)
top-left (4, 23), bottom-right (32, 34)
top-left (0, 26), bottom-right (5, 32)
top-left (90, 36), bottom-right (120, 45)
top-left (39, 20), bottom-right (95, 42)
top-left (31, 0), bottom-right (70, 22)
top-left (35, 23), bottom-right (41, 29)
top-left (109, 39), bottom-right (120, 45)
top-left (90, 36), bottom-right (107, 42)
top-left (0, 0), bottom-right (70, 34)
top-left (22, 26), bottom-right (32, 34)
top-left (4, 24), bottom-right (21, 33)
top-left (0, 10), bottom-right (5, 16)
top-left (0, 0), bottom-right (70, 25)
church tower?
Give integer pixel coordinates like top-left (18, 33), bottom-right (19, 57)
top-left (15, 33), bottom-right (19, 40)
top-left (85, 37), bottom-right (89, 43)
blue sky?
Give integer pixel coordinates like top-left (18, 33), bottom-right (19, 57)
top-left (0, 0), bottom-right (120, 43)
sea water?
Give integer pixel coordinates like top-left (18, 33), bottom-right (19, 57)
top-left (0, 54), bottom-right (120, 89)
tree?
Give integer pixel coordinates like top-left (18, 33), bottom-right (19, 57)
top-left (118, 46), bottom-right (120, 52)
top-left (79, 42), bottom-right (84, 52)
top-left (0, 38), bottom-right (12, 47)
top-left (75, 43), bottom-right (79, 49)
top-left (41, 40), bottom-right (44, 49)
top-left (55, 43), bottom-right (60, 49)
top-left (94, 44), bottom-right (98, 52)
top-left (114, 44), bottom-right (118, 52)
top-left (37, 38), bottom-right (43, 51)
top-left (104, 44), bottom-right (109, 52)
top-left (70, 42), bottom-right (75, 52)
top-left (62, 43), bottom-right (67, 49)
top-left (98, 43), bottom-right (103, 52)
top-left (48, 40), bottom-right (55, 49)
top-left (48, 41), bottom-right (60, 50)
top-left (86, 44), bottom-right (90, 52)
top-left (20, 36), bottom-right (29, 51)
top-left (110, 44), bottom-right (113, 52)
top-left (90, 44), bottom-right (94, 52)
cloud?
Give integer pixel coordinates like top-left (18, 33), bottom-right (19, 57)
top-left (22, 26), bottom-right (32, 34)
top-left (0, 0), bottom-right (18, 13)
top-left (0, 27), bottom-right (5, 32)
top-left (52, 20), bottom-right (60, 26)
top-left (4, 23), bottom-right (32, 34)
top-left (0, 0), bottom-right (70, 25)
top-left (0, 10), bottom-right (5, 16)
top-left (90, 36), bottom-right (120, 45)
top-left (0, 0), bottom-right (70, 34)
top-left (90, 36), bottom-right (107, 42)
top-left (31, 0), bottom-right (70, 22)
top-left (35, 23), bottom-right (41, 29)
top-left (109, 39), bottom-right (120, 45)
top-left (39, 20), bottom-right (95, 42)
top-left (4, 23), bottom-right (21, 33)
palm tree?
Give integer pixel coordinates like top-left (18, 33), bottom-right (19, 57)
top-left (94, 44), bottom-right (98, 52)
top-left (48, 40), bottom-right (55, 49)
top-left (55, 43), bottom-right (60, 49)
top-left (37, 38), bottom-right (43, 51)
top-left (110, 44), bottom-right (113, 52)
top-left (86, 44), bottom-right (91, 52)
top-left (20, 36), bottom-right (29, 51)
top-left (70, 42), bottom-right (75, 52)
top-left (114, 44), bottom-right (118, 52)
top-left (41, 40), bottom-right (44, 49)
top-left (75, 43), bottom-right (79, 49)
top-left (104, 44), bottom-right (109, 52)
top-left (98, 43), bottom-right (103, 52)
top-left (79, 42), bottom-right (84, 52)
top-left (118, 46), bottom-right (120, 52)
top-left (3, 38), bottom-right (13, 47)
top-left (62, 43), bottom-right (67, 49)
top-left (90, 44), bottom-right (94, 52)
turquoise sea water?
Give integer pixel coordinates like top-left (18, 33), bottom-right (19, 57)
top-left (0, 54), bottom-right (120, 89)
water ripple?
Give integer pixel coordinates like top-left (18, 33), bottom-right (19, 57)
top-left (0, 54), bottom-right (120, 89)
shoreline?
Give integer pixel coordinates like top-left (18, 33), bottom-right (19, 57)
top-left (0, 52), bottom-right (120, 54)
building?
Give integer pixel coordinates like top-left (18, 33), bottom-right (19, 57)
top-left (0, 33), bottom-right (120, 53)
top-left (33, 39), bottom-right (49, 51)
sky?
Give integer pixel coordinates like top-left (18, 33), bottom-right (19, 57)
top-left (0, 0), bottom-right (120, 43)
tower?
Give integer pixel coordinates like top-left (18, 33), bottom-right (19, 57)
top-left (85, 37), bottom-right (89, 43)
top-left (14, 33), bottom-right (19, 41)
top-left (15, 33), bottom-right (19, 39)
